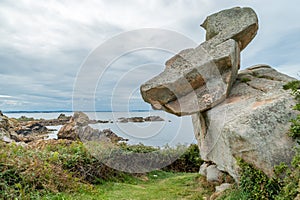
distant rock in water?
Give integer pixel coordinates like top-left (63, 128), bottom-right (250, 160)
top-left (117, 116), bottom-right (164, 123)
top-left (139, 6), bottom-right (299, 182)
top-left (58, 112), bottom-right (127, 143)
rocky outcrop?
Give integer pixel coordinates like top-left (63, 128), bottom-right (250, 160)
top-left (141, 7), bottom-right (258, 116)
top-left (139, 7), bottom-right (298, 182)
top-left (58, 112), bottom-right (127, 143)
top-left (39, 114), bottom-right (72, 126)
top-left (15, 122), bottom-right (48, 136)
top-left (0, 112), bottom-right (15, 142)
top-left (11, 121), bottom-right (49, 143)
top-left (0, 112), bottom-right (49, 143)
top-left (192, 65), bottom-right (298, 180)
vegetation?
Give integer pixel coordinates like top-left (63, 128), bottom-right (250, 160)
top-left (0, 140), bottom-right (206, 199)
top-left (240, 77), bottom-right (251, 83)
top-left (44, 171), bottom-right (215, 200)
top-left (283, 80), bottom-right (300, 139)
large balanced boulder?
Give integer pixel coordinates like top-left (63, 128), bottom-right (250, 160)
top-left (139, 7), bottom-right (298, 182)
top-left (141, 7), bottom-right (258, 116)
top-left (192, 65), bottom-right (298, 181)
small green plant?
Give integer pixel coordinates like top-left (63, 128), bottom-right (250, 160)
top-left (283, 80), bottom-right (300, 139)
top-left (274, 147), bottom-right (300, 200)
top-left (240, 77), bottom-right (251, 83)
top-left (237, 159), bottom-right (281, 200)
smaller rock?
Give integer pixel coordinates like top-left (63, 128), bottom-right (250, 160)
top-left (57, 113), bottom-right (71, 121)
top-left (206, 165), bottom-right (222, 182)
top-left (57, 119), bottom-right (76, 140)
top-left (118, 117), bottom-right (144, 123)
top-left (210, 183), bottom-right (233, 200)
top-left (215, 183), bottom-right (233, 193)
top-left (199, 162), bottom-right (209, 176)
top-left (58, 112), bottom-right (128, 143)
top-left (118, 116), bottom-right (165, 123)
top-left (15, 122), bottom-right (48, 136)
top-left (129, 117), bottom-right (144, 123)
top-left (2, 135), bottom-right (13, 143)
top-left (88, 119), bottom-right (98, 124)
top-left (97, 120), bottom-right (110, 123)
top-left (144, 116), bottom-right (164, 122)
top-left (73, 112), bottom-right (89, 126)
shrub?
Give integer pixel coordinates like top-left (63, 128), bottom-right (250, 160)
top-left (237, 159), bottom-right (281, 200)
top-left (0, 141), bottom-right (83, 199)
top-left (163, 144), bottom-right (203, 172)
top-left (283, 80), bottom-right (300, 139)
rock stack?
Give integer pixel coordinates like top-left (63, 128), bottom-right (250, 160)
top-left (140, 7), bottom-right (298, 182)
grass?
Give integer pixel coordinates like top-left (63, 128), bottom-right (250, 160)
top-left (0, 140), bottom-right (210, 199)
top-left (43, 171), bottom-right (214, 200)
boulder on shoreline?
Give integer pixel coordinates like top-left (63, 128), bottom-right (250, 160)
top-left (58, 112), bottom-right (127, 143)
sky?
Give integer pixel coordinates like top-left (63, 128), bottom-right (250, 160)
top-left (0, 0), bottom-right (299, 111)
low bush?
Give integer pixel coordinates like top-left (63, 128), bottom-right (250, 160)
top-left (237, 159), bottom-right (281, 200)
top-left (0, 141), bottom-right (84, 199)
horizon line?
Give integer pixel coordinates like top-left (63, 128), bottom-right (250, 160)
top-left (2, 110), bottom-right (155, 114)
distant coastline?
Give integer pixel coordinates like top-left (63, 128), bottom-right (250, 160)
top-left (3, 110), bottom-right (152, 114)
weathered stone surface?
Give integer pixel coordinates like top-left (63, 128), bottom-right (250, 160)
top-left (206, 165), bottom-right (222, 182)
top-left (0, 113), bottom-right (13, 142)
top-left (140, 7), bottom-right (258, 116)
top-left (199, 162), bottom-right (209, 176)
top-left (73, 111), bottom-right (89, 126)
top-left (15, 122), bottom-right (48, 136)
top-left (192, 65), bottom-right (298, 181)
top-left (201, 7), bottom-right (258, 50)
top-left (57, 117), bottom-right (76, 140)
top-left (141, 38), bottom-right (240, 116)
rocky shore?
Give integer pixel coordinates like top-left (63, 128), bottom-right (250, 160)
top-left (0, 111), bottom-right (165, 144)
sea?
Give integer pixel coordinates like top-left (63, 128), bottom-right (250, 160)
top-left (5, 111), bottom-right (196, 147)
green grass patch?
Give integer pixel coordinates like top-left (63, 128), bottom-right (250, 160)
top-left (44, 171), bottom-right (214, 200)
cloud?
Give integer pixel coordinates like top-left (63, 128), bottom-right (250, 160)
top-left (0, 0), bottom-right (299, 111)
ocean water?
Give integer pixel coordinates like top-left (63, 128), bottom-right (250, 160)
top-left (5, 111), bottom-right (196, 147)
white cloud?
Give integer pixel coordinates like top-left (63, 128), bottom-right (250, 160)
top-left (0, 0), bottom-right (299, 111)
top-left (0, 95), bottom-right (12, 98)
